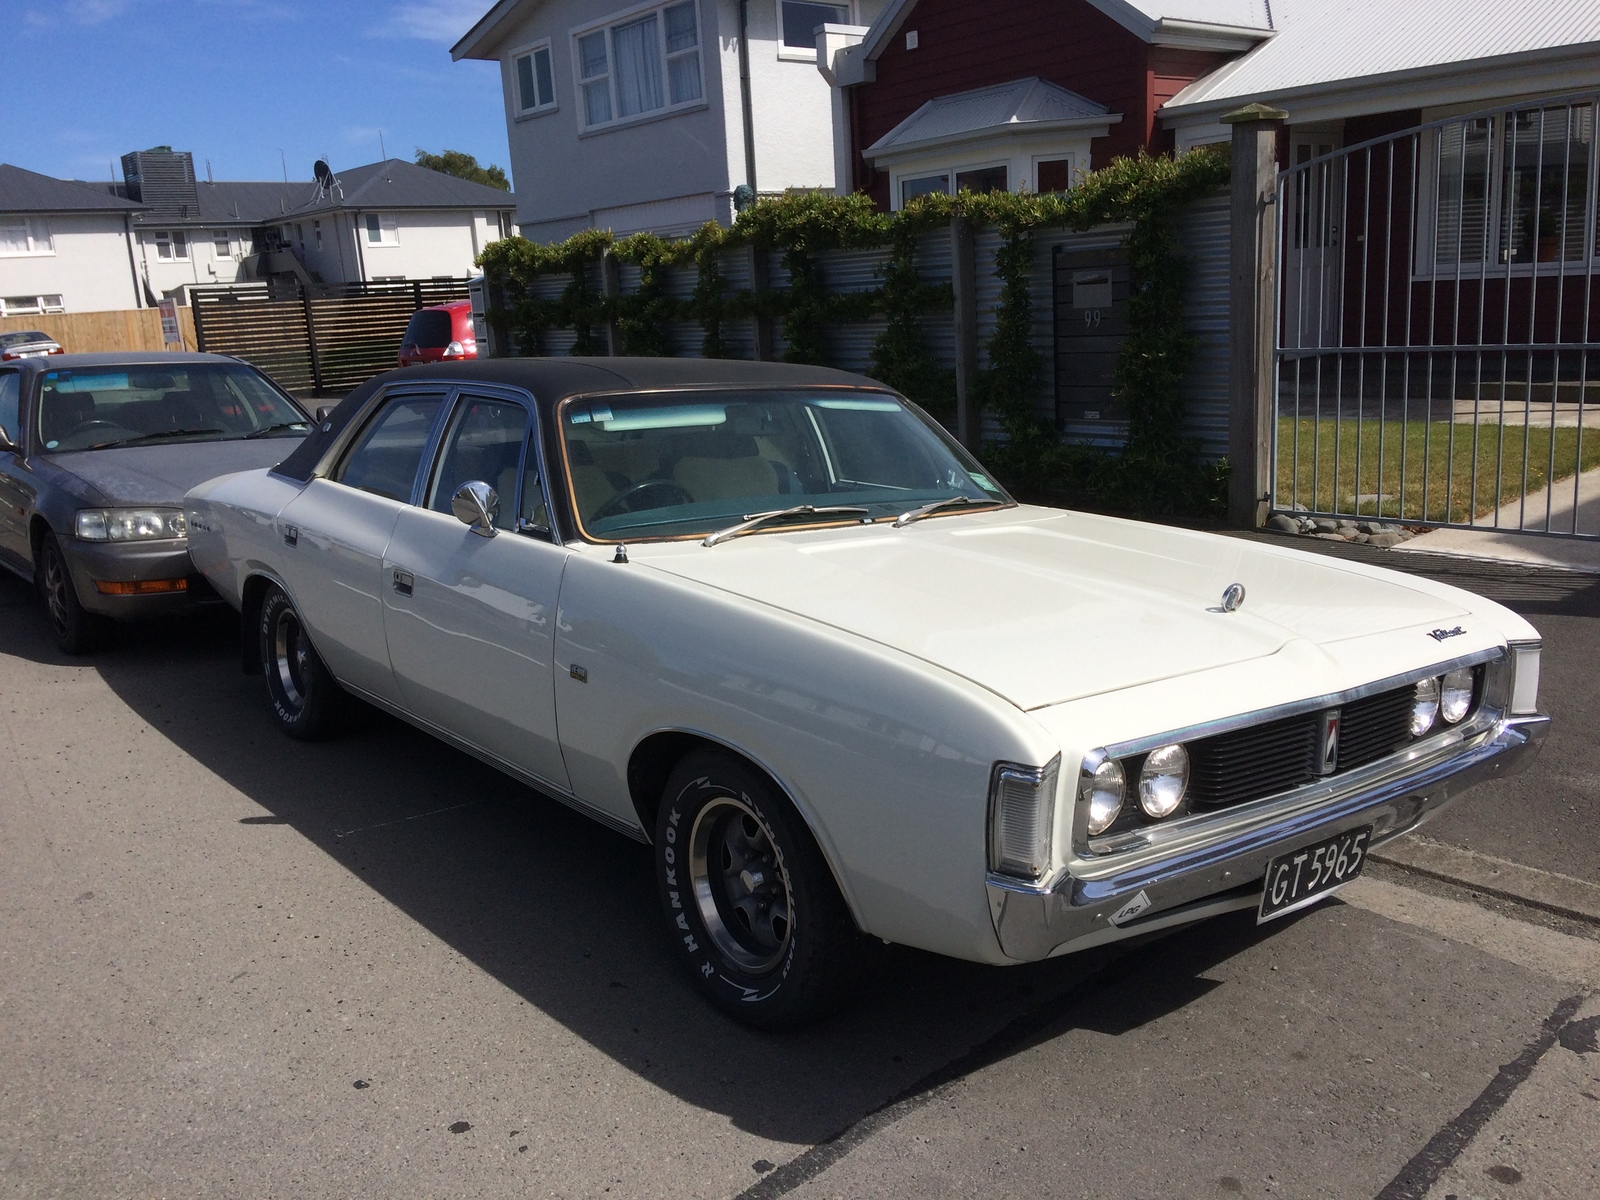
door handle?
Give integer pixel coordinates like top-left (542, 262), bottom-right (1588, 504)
top-left (392, 569), bottom-right (413, 597)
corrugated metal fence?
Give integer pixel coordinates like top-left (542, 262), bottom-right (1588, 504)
top-left (192, 279), bottom-right (471, 395)
top-left (494, 195), bottom-right (1232, 458)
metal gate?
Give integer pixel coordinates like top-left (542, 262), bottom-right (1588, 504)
top-left (1272, 93), bottom-right (1600, 538)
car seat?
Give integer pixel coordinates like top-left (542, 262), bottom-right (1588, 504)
top-left (39, 391), bottom-right (94, 446)
top-left (671, 430), bottom-right (787, 502)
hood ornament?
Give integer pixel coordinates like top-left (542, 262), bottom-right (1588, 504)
top-left (1212, 583), bottom-right (1246, 613)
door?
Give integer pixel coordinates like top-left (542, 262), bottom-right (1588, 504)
top-left (273, 389), bottom-right (447, 704)
top-left (0, 370), bottom-right (29, 572)
top-left (382, 392), bottom-right (570, 792)
top-left (1282, 133), bottom-right (1345, 352)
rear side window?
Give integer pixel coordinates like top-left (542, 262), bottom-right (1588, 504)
top-left (0, 372), bottom-right (20, 443)
top-left (403, 310), bottom-right (453, 348)
top-left (336, 394), bottom-right (444, 501)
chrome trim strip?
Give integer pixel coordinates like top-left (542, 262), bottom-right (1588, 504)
top-left (987, 714), bottom-right (1548, 962)
top-left (339, 681), bottom-right (648, 844)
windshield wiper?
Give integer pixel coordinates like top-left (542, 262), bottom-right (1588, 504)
top-left (244, 420), bottom-right (311, 439)
top-left (702, 504), bottom-right (870, 548)
top-left (90, 427), bottom-right (225, 449)
top-left (892, 495), bottom-right (1000, 528)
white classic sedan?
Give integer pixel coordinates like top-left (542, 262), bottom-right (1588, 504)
top-left (185, 359), bottom-right (1549, 1027)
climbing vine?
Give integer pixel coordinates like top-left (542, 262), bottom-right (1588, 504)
top-left (477, 146), bottom-right (1231, 515)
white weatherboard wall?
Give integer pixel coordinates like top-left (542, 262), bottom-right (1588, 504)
top-left (137, 226), bottom-right (251, 298)
top-left (494, 0), bottom-right (886, 241)
top-left (345, 211), bottom-right (484, 281)
top-left (1, 215), bottom-right (140, 313)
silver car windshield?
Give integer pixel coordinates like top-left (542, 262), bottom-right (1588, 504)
top-left (36, 363), bottom-right (309, 453)
top-left (560, 388), bottom-right (1010, 541)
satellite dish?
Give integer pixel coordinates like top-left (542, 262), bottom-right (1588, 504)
top-left (313, 160), bottom-right (334, 187)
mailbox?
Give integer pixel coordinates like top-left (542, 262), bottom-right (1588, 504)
top-left (1053, 246), bottom-right (1131, 425)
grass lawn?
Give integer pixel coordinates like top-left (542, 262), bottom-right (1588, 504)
top-left (1276, 418), bottom-right (1600, 523)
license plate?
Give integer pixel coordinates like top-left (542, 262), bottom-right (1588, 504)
top-left (1258, 825), bottom-right (1371, 923)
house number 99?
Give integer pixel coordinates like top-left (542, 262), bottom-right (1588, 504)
top-left (1083, 309), bottom-right (1103, 328)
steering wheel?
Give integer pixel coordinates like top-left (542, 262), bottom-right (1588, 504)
top-left (592, 479), bottom-right (694, 521)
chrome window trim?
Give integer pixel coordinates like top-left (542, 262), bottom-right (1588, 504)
top-left (1068, 647), bottom-right (1511, 862)
top-left (415, 384), bottom-right (561, 545)
top-left (314, 382), bottom-right (455, 498)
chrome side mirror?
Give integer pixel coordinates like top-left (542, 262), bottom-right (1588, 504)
top-left (451, 480), bottom-right (499, 537)
top-left (0, 425), bottom-right (17, 453)
top-left (315, 404), bottom-right (336, 422)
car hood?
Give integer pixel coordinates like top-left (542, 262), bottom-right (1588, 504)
top-left (635, 506), bottom-right (1473, 711)
top-left (45, 438), bottom-right (305, 507)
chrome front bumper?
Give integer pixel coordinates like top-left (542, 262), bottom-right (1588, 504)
top-left (986, 714), bottom-right (1550, 962)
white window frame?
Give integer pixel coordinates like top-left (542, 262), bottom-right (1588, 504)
top-left (0, 218), bottom-right (54, 257)
top-left (1029, 152), bottom-right (1078, 195)
top-left (1415, 105), bottom-right (1600, 279)
top-left (511, 37), bottom-right (559, 117)
top-left (152, 230), bottom-right (190, 262)
top-left (364, 212), bottom-right (399, 246)
top-left (0, 294), bottom-right (65, 316)
top-left (212, 230), bottom-right (233, 259)
top-left (313, 220), bottom-right (323, 252)
top-left (889, 159), bottom-right (1012, 211)
top-left (570, 0), bottom-right (706, 135)
top-left (776, 0), bottom-right (851, 63)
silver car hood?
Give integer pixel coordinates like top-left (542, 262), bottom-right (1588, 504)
top-left (46, 439), bottom-right (304, 507)
top-left (634, 505), bottom-right (1474, 711)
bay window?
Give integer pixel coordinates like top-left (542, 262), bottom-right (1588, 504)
top-left (574, 1), bottom-right (703, 132)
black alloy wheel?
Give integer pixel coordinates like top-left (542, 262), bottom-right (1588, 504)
top-left (36, 532), bottom-right (111, 655)
top-left (655, 750), bottom-right (865, 1030)
top-left (258, 583), bottom-right (344, 739)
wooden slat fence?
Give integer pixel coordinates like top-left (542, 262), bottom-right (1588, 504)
top-left (0, 308), bottom-right (198, 354)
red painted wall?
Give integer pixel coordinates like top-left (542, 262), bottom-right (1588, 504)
top-left (850, 0), bottom-right (1230, 208)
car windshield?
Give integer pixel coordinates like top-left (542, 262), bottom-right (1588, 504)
top-left (35, 363), bottom-right (309, 452)
top-left (560, 388), bottom-right (1010, 541)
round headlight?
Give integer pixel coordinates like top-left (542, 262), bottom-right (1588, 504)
top-left (1440, 667), bottom-right (1474, 724)
top-left (1138, 743), bottom-right (1190, 819)
top-left (1082, 757), bottom-right (1126, 836)
top-left (1411, 676), bottom-right (1440, 737)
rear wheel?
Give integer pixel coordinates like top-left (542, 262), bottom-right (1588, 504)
top-left (259, 583), bottom-right (344, 739)
top-left (655, 750), bottom-right (865, 1029)
top-left (36, 532), bottom-right (112, 655)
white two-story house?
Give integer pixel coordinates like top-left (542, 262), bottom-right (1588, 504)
top-left (453, 0), bottom-right (888, 241)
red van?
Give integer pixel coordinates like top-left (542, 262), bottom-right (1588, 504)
top-left (398, 301), bottom-right (477, 366)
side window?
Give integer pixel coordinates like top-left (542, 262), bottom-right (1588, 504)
top-left (427, 397), bottom-right (531, 532)
top-left (335, 393), bottom-right (444, 502)
top-left (0, 372), bottom-right (20, 445)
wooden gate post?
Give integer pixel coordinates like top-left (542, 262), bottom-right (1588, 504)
top-left (950, 215), bottom-right (980, 452)
top-left (1223, 102), bottom-right (1287, 529)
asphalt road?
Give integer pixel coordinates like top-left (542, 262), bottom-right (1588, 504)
top-left (1, 552), bottom-right (1596, 1200)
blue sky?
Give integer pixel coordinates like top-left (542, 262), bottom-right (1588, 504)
top-left (6, 0), bottom-right (511, 187)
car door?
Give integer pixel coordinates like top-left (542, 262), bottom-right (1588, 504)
top-left (382, 389), bottom-right (571, 793)
top-left (273, 387), bottom-right (448, 705)
top-left (0, 369), bottom-right (32, 573)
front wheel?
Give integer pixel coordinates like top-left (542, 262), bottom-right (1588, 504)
top-left (655, 751), bottom-right (865, 1029)
top-left (258, 583), bottom-right (344, 739)
top-left (36, 532), bottom-right (112, 655)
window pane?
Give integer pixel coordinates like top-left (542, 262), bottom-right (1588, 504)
top-left (1035, 158), bottom-right (1072, 193)
top-left (612, 15), bottom-right (665, 117)
top-left (534, 46), bottom-right (555, 107)
top-left (156, 236), bottom-right (173, 260)
top-left (664, 2), bottom-right (698, 52)
top-left (0, 372), bottom-right (20, 442)
top-left (339, 396), bottom-right (443, 502)
top-left (1435, 118), bottom-right (1492, 266)
top-left (900, 174), bottom-right (949, 206)
top-left (428, 398), bottom-right (529, 530)
top-left (584, 79), bottom-right (612, 125)
top-left (173, 232), bottom-right (187, 257)
top-left (781, 2), bottom-right (847, 49)
top-left (668, 50), bottom-right (701, 104)
top-left (1500, 104), bottom-right (1592, 264)
top-left (366, 213), bottom-right (381, 242)
top-left (0, 223), bottom-right (28, 255)
top-left (28, 219), bottom-right (52, 252)
top-left (516, 53), bottom-right (538, 110)
top-left (578, 31), bottom-right (608, 79)
top-left (954, 165), bottom-right (1008, 194)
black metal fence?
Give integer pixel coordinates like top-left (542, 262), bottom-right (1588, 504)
top-left (191, 279), bottom-right (470, 395)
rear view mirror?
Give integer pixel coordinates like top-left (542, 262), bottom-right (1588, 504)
top-left (451, 480), bottom-right (499, 537)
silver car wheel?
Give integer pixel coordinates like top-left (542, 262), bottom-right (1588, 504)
top-left (688, 795), bottom-right (794, 973)
top-left (271, 606), bottom-right (310, 712)
top-left (42, 548), bottom-right (70, 637)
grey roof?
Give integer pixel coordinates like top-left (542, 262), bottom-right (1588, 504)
top-left (0, 164), bottom-right (143, 214)
top-left (1165, 0), bottom-right (1600, 113)
top-left (865, 79), bottom-right (1117, 159)
top-left (295, 159), bottom-right (515, 214)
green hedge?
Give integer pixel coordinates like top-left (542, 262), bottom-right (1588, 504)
top-left (478, 147), bottom-right (1230, 515)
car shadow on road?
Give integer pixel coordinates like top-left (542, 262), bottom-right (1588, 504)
top-left (0, 571), bottom-right (1302, 1148)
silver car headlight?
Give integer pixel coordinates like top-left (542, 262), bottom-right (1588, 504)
top-left (1410, 676), bottom-right (1440, 736)
top-left (75, 508), bottom-right (188, 542)
top-left (1080, 752), bottom-right (1126, 837)
top-left (988, 756), bottom-right (1060, 881)
top-left (1439, 667), bottom-right (1475, 724)
top-left (1138, 743), bottom-right (1189, 818)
